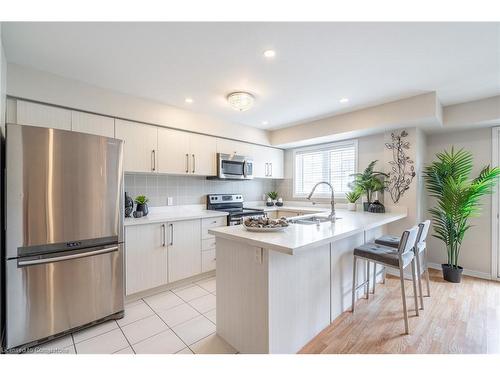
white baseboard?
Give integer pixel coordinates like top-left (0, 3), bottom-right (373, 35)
top-left (427, 262), bottom-right (492, 281)
top-left (385, 262), bottom-right (493, 281)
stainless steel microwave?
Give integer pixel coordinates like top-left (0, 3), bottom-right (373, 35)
top-left (216, 153), bottom-right (254, 180)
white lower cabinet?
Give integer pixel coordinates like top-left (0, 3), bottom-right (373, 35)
top-left (202, 249), bottom-right (216, 272)
top-left (167, 219), bottom-right (202, 283)
top-left (125, 216), bottom-right (226, 295)
top-left (125, 223), bottom-right (168, 295)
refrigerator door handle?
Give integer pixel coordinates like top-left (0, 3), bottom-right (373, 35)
top-left (17, 246), bottom-right (119, 267)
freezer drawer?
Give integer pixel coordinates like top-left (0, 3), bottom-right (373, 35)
top-left (5, 244), bottom-right (124, 350)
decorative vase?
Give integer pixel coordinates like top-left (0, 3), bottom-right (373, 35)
top-left (442, 264), bottom-right (463, 283)
top-left (276, 198), bottom-right (283, 207)
top-left (133, 210), bottom-right (143, 218)
top-left (347, 203), bottom-right (356, 211)
top-left (368, 200), bottom-right (385, 213)
top-left (125, 192), bottom-right (134, 217)
top-left (266, 197), bottom-right (274, 207)
top-left (136, 203), bottom-right (149, 216)
top-left (363, 202), bottom-right (370, 212)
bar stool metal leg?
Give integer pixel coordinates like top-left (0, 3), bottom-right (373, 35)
top-left (372, 263), bottom-right (377, 294)
top-left (399, 263), bottom-right (409, 334)
top-left (366, 260), bottom-right (370, 299)
top-left (352, 256), bottom-right (357, 312)
top-left (410, 258), bottom-right (419, 317)
top-left (415, 250), bottom-right (424, 310)
top-left (424, 250), bottom-right (431, 297)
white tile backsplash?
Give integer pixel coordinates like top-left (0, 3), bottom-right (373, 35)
top-left (125, 173), bottom-right (277, 207)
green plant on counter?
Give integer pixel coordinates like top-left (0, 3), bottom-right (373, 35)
top-left (267, 191), bottom-right (279, 200)
top-left (345, 188), bottom-right (362, 203)
top-left (424, 147), bottom-right (500, 269)
top-left (134, 195), bottom-right (149, 205)
top-left (350, 160), bottom-right (388, 203)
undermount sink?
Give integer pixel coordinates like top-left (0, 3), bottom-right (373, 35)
top-left (291, 216), bottom-right (341, 225)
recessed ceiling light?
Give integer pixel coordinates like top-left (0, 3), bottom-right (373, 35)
top-left (227, 92), bottom-right (255, 111)
top-left (262, 120), bottom-right (269, 126)
top-left (263, 49), bottom-right (276, 58)
top-left (339, 98), bottom-right (349, 103)
top-left (185, 97), bottom-right (193, 104)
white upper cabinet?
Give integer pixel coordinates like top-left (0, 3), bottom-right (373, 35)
top-left (157, 127), bottom-right (190, 174)
top-left (189, 133), bottom-right (217, 176)
top-left (252, 145), bottom-right (284, 178)
top-left (115, 119), bottom-right (158, 173)
top-left (157, 129), bottom-right (217, 176)
top-left (17, 100), bottom-right (72, 130)
top-left (216, 138), bottom-right (252, 156)
top-left (71, 111), bottom-right (115, 138)
top-left (269, 148), bottom-right (284, 179)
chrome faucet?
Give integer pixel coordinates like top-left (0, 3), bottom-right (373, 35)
top-left (307, 181), bottom-right (336, 221)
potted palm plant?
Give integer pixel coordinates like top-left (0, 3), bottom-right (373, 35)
top-left (424, 147), bottom-right (500, 283)
top-left (350, 160), bottom-right (388, 211)
top-left (345, 188), bottom-right (362, 211)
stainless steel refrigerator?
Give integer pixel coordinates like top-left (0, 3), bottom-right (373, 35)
top-left (2, 123), bottom-right (124, 351)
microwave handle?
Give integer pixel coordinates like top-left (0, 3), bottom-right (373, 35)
top-left (243, 160), bottom-right (247, 177)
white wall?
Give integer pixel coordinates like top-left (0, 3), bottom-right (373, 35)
top-left (6, 63), bottom-right (271, 146)
top-left (0, 24), bottom-right (6, 131)
top-left (425, 128), bottom-right (493, 277)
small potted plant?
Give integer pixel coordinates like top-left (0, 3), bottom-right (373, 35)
top-left (350, 160), bottom-right (388, 211)
top-left (266, 191), bottom-right (278, 206)
top-left (134, 195), bottom-right (149, 217)
top-left (345, 189), bottom-right (362, 211)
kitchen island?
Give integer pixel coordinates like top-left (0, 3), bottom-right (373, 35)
top-left (209, 209), bottom-right (407, 353)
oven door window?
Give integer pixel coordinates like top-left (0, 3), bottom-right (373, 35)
top-left (221, 160), bottom-right (244, 176)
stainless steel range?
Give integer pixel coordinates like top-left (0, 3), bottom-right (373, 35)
top-left (207, 194), bottom-right (265, 226)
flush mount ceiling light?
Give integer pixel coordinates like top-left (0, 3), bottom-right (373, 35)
top-left (263, 49), bottom-right (276, 58)
top-left (227, 92), bottom-right (255, 111)
top-left (339, 98), bottom-right (349, 103)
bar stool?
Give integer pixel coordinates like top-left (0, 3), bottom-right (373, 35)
top-left (352, 226), bottom-right (419, 334)
top-left (375, 220), bottom-right (431, 310)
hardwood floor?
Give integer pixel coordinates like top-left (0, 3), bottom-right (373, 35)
top-left (299, 269), bottom-right (500, 354)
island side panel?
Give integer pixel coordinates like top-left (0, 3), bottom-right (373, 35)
top-left (216, 237), bottom-right (270, 353)
top-left (330, 225), bottom-right (387, 321)
top-left (268, 244), bottom-right (331, 354)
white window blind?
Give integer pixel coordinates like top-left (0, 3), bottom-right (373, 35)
top-left (294, 141), bottom-right (358, 197)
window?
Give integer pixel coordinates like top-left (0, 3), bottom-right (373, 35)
top-left (293, 140), bottom-right (358, 197)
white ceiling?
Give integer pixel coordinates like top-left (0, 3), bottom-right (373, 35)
top-left (2, 22), bottom-right (499, 130)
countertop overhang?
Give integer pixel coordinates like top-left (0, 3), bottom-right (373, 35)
top-left (209, 209), bottom-right (407, 255)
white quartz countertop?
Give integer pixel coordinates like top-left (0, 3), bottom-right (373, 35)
top-left (124, 206), bottom-right (227, 226)
top-left (208, 209), bottom-right (406, 255)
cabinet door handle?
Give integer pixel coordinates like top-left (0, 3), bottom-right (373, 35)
top-left (270, 162), bottom-right (272, 177)
top-left (265, 163), bottom-right (269, 176)
top-left (151, 150), bottom-right (156, 171)
top-left (161, 224), bottom-right (166, 247)
top-left (185, 154), bottom-right (189, 173)
top-left (192, 154), bottom-right (195, 173)
top-left (169, 223), bottom-right (174, 246)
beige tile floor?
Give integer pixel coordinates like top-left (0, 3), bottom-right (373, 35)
top-left (30, 275), bottom-right (237, 354)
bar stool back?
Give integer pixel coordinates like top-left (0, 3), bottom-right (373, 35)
top-left (375, 220), bottom-right (432, 310)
